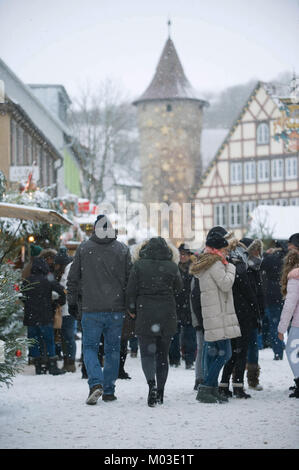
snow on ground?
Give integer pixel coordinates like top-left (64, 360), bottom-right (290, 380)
top-left (0, 344), bottom-right (298, 450)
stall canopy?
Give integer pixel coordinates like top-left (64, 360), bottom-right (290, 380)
top-left (0, 202), bottom-right (73, 226)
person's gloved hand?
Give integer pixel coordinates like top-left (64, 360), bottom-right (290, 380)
top-left (68, 304), bottom-right (79, 319)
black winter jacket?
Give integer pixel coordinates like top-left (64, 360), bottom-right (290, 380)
top-left (67, 233), bottom-right (132, 313)
top-left (175, 261), bottom-right (193, 326)
top-left (260, 249), bottom-right (285, 308)
top-left (22, 257), bottom-right (66, 326)
top-left (229, 255), bottom-right (260, 330)
top-left (126, 237), bottom-right (183, 337)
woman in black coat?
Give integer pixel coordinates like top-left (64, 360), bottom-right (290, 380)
top-left (22, 256), bottom-right (66, 375)
top-left (126, 237), bottom-right (182, 407)
top-left (219, 240), bottom-right (260, 398)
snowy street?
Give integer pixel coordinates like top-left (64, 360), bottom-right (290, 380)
top-left (0, 345), bottom-right (298, 450)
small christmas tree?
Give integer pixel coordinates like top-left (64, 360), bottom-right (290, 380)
top-left (0, 262), bottom-right (30, 387)
top-left (0, 171), bottom-right (32, 387)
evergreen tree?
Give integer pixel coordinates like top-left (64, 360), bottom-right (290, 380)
top-left (0, 171), bottom-right (32, 387)
top-left (0, 262), bottom-right (30, 387)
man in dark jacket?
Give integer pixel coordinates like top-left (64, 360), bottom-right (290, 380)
top-left (219, 240), bottom-right (260, 398)
top-left (67, 214), bottom-right (132, 405)
top-left (169, 243), bottom-right (197, 369)
top-left (260, 240), bottom-right (287, 360)
top-left (23, 256), bottom-right (66, 375)
top-left (240, 237), bottom-right (265, 390)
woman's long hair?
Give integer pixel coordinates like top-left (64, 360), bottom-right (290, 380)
top-left (281, 250), bottom-right (299, 298)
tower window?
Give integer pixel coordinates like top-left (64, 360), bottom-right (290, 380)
top-left (166, 104), bottom-right (172, 112)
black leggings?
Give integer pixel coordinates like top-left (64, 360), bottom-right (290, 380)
top-left (138, 335), bottom-right (172, 391)
top-left (221, 324), bottom-right (252, 385)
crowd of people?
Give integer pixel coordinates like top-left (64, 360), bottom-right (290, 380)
top-left (21, 214), bottom-right (299, 407)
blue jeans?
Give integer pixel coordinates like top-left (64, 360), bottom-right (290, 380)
top-left (265, 304), bottom-right (285, 359)
top-left (61, 315), bottom-right (77, 360)
top-left (129, 336), bottom-right (138, 353)
top-left (81, 312), bottom-right (124, 393)
top-left (202, 339), bottom-right (232, 387)
top-left (27, 324), bottom-right (56, 358)
top-left (247, 328), bottom-right (259, 364)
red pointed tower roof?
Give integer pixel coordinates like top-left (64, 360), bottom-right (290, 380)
top-left (133, 37), bottom-right (207, 105)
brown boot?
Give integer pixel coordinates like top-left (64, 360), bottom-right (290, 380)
top-left (66, 359), bottom-right (76, 373)
top-left (246, 363), bottom-right (263, 390)
top-left (63, 357), bottom-right (76, 372)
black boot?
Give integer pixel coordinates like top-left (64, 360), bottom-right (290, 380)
top-left (218, 383), bottom-right (233, 398)
top-left (233, 383), bottom-right (251, 399)
top-left (118, 342), bottom-right (131, 379)
top-left (147, 380), bottom-right (157, 407)
top-left (118, 352), bottom-right (131, 379)
top-left (48, 356), bottom-right (66, 376)
top-left (289, 378), bottom-right (299, 398)
top-left (156, 389), bottom-right (164, 404)
top-left (34, 357), bottom-right (43, 375)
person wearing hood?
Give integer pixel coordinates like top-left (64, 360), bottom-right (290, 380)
top-left (22, 256), bottom-right (66, 375)
top-left (67, 215), bottom-right (132, 405)
top-left (278, 250), bottom-right (299, 398)
top-left (240, 237), bottom-right (265, 391)
top-left (190, 231), bottom-right (241, 404)
top-left (126, 237), bottom-right (182, 407)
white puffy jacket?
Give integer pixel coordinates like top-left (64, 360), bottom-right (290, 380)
top-left (190, 254), bottom-right (241, 342)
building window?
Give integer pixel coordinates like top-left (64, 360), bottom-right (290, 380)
top-left (290, 198), bottom-right (299, 206)
top-left (23, 132), bottom-right (30, 165)
top-left (258, 199), bottom-right (273, 205)
top-left (230, 162), bottom-right (242, 184)
top-left (166, 104), bottom-right (172, 112)
top-left (274, 199), bottom-right (289, 206)
top-left (243, 201), bottom-right (257, 225)
top-left (214, 204), bottom-right (227, 227)
top-left (285, 157), bottom-right (298, 180)
top-left (244, 161), bottom-right (256, 183)
top-left (271, 158), bottom-right (283, 181)
top-left (16, 125), bottom-right (24, 165)
top-left (229, 203), bottom-right (242, 227)
top-left (257, 160), bottom-right (270, 182)
top-left (10, 119), bottom-right (17, 166)
top-left (257, 122), bottom-right (270, 145)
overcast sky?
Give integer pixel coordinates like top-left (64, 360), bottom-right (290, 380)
top-left (0, 0), bottom-right (298, 101)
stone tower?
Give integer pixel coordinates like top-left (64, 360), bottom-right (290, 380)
top-left (133, 35), bottom-right (208, 239)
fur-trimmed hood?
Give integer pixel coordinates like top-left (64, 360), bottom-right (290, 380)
top-left (189, 253), bottom-right (223, 276)
top-left (240, 238), bottom-right (263, 257)
top-left (131, 237), bottom-right (180, 264)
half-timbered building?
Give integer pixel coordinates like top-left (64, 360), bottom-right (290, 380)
top-left (194, 81), bottom-right (299, 241)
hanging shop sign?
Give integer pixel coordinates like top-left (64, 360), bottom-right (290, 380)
top-left (9, 165), bottom-right (40, 183)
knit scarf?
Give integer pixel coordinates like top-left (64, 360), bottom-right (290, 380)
top-left (204, 246), bottom-right (228, 265)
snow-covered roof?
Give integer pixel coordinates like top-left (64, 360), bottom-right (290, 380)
top-left (0, 202), bottom-right (73, 226)
top-left (247, 205), bottom-right (299, 240)
top-left (133, 37), bottom-right (207, 105)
